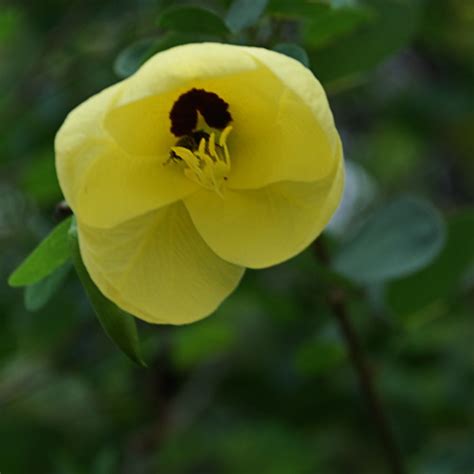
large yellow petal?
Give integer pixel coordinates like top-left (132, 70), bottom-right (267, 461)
top-left (243, 46), bottom-right (339, 155)
top-left (55, 83), bottom-right (198, 229)
top-left (185, 150), bottom-right (344, 269)
top-left (226, 47), bottom-right (341, 189)
top-left (115, 42), bottom-right (259, 106)
top-left (101, 43), bottom-right (262, 158)
top-left (77, 202), bottom-right (245, 324)
top-left (101, 43), bottom-right (260, 157)
top-left (104, 43), bottom-right (339, 187)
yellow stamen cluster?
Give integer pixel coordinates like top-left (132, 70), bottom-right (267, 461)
top-left (170, 126), bottom-right (232, 195)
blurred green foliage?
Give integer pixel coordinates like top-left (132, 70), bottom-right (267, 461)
top-left (1, 0), bottom-right (474, 473)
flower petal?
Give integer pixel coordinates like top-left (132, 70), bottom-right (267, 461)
top-left (226, 46), bottom-right (341, 189)
top-left (243, 46), bottom-right (339, 154)
top-left (185, 151), bottom-right (344, 269)
top-left (115, 43), bottom-right (259, 106)
top-left (55, 83), bottom-right (198, 229)
top-left (105, 43), bottom-right (339, 187)
top-left (77, 202), bottom-right (245, 324)
top-left (102, 43), bottom-right (261, 157)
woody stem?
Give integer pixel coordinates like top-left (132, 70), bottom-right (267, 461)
top-left (313, 237), bottom-right (405, 474)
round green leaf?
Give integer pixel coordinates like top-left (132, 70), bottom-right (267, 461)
top-left (268, 0), bottom-right (327, 17)
top-left (226, 0), bottom-right (268, 33)
top-left (302, 4), bottom-right (373, 49)
top-left (273, 43), bottom-right (310, 67)
top-left (157, 6), bottom-right (230, 37)
top-left (332, 195), bottom-right (446, 284)
top-left (387, 210), bottom-right (474, 317)
top-left (310, 0), bottom-right (421, 86)
top-left (114, 37), bottom-right (159, 79)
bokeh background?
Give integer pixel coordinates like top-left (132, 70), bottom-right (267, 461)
top-left (1, 0), bottom-right (474, 473)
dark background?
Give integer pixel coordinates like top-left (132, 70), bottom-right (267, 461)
top-left (1, 0), bottom-right (473, 473)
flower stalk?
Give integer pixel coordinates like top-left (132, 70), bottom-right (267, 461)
top-left (313, 238), bottom-right (405, 474)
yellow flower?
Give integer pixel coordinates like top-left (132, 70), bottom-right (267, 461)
top-left (55, 43), bottom-right (344, 325)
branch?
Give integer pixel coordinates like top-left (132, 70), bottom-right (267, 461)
top-left (313, 238), bottom-right (405, 474)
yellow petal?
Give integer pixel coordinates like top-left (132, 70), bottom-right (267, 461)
top-left (185, 148), bottom-right (344, 269)
top-left (105, 43), bottom-right (339, 187)
top-left (77, 202), bottom-right (245, 324)
top-left (226, 46), bottom-right (341, 189)
top-left (55, 83), bottom-right (198, 229)
top-left (117, 42), bottom-right (259, 105)
top-left (243, 46), bottom-right (339, 157)
top-left (102, 43), bottom-right (260, 157)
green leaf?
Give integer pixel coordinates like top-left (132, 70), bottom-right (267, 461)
top-left (333, 195), bottom-right (446, 284)
top-left (268, 1), bottom-right (374, 67)
top-left (303, 4), bottom-right (373, 49)
top-left (310, 0), bottom-right (421, 86)
top-left (114, 37), bottom-right (159, 79)
top-left (273, 43), bottom-right (309, 67)
top-left (157, 6), bottom-right (230, 37)
top-left (226, 0), bottom-right (268, 33)
top-left (9, 216), bottom-right (72, 287)
top-left (268, 0), bottom-right (327, 17)
top-left (69, 220), bottom-right (146, 367)
top-left (387, 210), bottom-right (474, 317)
top-left (24, 263), bottom-right (71, 312)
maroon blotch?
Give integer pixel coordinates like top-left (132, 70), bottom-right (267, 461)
top-left (169, 89), bottom-right (232, 136)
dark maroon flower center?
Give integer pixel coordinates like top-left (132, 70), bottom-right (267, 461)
top-left (169, 88), bottom-right (232, 137)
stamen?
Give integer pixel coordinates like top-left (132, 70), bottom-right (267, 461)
top-left (169, 126), bottom-right (232, 194)
top-left (209, 133), bottom-right (217, 159)
top-left (219, 126), bottom-right (232, 147)
top-left (198, 138), bottom-right (206, 157)
top-left (219, 126), bottom-right (232, 164)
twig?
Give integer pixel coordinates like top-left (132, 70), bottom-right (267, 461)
top-left (313, 238), bottom-right (405, 474)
